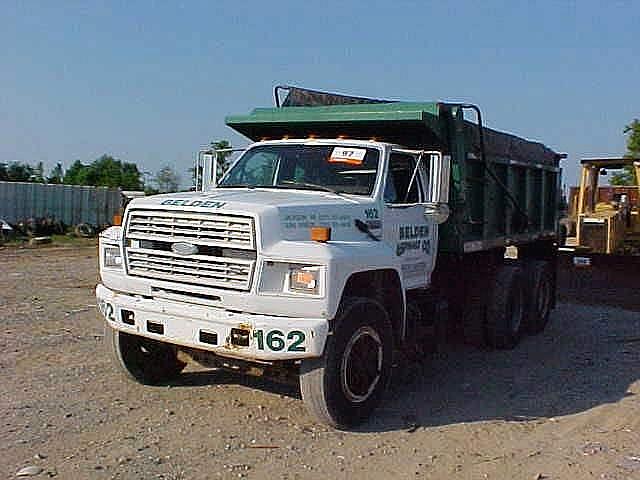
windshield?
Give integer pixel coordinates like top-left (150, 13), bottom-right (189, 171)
top-left (218, 144), bottom-right (380, 195)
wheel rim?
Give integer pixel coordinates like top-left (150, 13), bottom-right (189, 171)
top-left (340, 326), bottom-right (383, 403)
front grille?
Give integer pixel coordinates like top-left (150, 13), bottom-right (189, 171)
top-left (127, 209), bottom-right (254, 250)
top-left (125, 209), bottom-right (256, 291)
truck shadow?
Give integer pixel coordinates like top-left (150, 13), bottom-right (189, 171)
top-left (360, 302), bottom-right (640, 433)
top-left (166, 303), bottom-right (638, 434)
top-left (557, 252), bottom-right (640, 311)
top-left (168, 368), bottom-right (300, 399)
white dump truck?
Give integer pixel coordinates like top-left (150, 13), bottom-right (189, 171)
top-left (97, 87), bottom-right (562, 427)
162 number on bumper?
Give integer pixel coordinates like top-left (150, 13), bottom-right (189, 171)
top-left (253, 329), bottom-right (306, 352)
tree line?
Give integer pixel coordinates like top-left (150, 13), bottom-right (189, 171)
top-left (1, 141), bottom-right (234, 193)
top-left (0, 155), bottom-right (144, 190)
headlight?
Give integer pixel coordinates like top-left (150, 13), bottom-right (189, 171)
top-left (103, 246), bottom-right (123, 268)
top-left (288, 266), bottom-right (321, 294)
top-left (259, 262), bottom-right (325, 296)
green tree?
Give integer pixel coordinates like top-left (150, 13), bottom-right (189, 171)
top-left (63, 160), bottom-right (88, 185)
top-left (120, 161), bottom-right (143, 190)
top-left (6, 162), bottom-right (35, 181)
top-left (0, 163), bottom-right (7, 181)
top-left (47, 162), bottom-right (64, 184)
top-left (63, 155), bottom-right (142, 190)
top-left (611, 119), bottom-right (640, 185)
top-left (155, 165), bottom-right (180, 193)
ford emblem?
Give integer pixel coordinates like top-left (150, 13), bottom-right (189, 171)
top-left (171, 242), bottom-right (198, 256)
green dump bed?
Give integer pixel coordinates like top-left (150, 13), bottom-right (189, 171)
top-left (226, 87), bottom-right (562, 255)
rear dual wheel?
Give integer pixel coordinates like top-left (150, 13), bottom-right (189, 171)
top-left (486, 265), bottom-right (525, 349)
top-left (523, 260), bottom-right (553, 334)
top-left (485, 260), bottom-right (553, 349)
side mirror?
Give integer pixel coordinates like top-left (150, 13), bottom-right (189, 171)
top-left (201, 153), bottom-right (216, 190)
top-left (424, 202), bottom-right (450, 224)
top-left (424, 154), bottom-right (451, 224)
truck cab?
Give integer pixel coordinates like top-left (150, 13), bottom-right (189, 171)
top-left (98, 138), bottom-right (450, 427)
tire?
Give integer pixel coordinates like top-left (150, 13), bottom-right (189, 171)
top-left (75, 223), bottom-right (95, 238)
top-left (462, 274), bottom-right (487, 347)
top-left (558, 223), bottom-right (568, 247)
top-left (299, 297), bottom-right (393, 428)
top-left (105, 325), bottom-right (186, 385)
top-left (523, 260), bottom-right (553, 334)
top-left (485, 265), bottom-right (525, 349)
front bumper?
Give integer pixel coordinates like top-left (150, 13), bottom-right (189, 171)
top-left (96, 284), bottom-right (329, 361)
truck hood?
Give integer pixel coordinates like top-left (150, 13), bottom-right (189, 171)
top-left (127, 188), bottom-right (380, 248)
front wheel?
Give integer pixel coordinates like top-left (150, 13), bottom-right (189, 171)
top-left (105, 325), bottom-right (186, 385)
top-left (299, 297), bottom-right (393, 428)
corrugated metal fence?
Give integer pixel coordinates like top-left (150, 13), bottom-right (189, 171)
top-left (0, 182), bottom-right (121, 226)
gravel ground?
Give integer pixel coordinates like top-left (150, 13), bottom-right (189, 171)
top-left (1, 245), bottom-right (640, 479)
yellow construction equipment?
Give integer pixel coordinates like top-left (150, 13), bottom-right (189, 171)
top-left (572, 157), bottom-right (640, 254)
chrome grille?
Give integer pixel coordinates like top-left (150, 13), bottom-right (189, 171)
top-left (127, 209), bottom-right (254, 250)
top-left (125, 209), bottom-right (256, 291)
top-left (126, 248), bottom-right (254, 290)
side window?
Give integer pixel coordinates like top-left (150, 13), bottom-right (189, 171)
top-left (384, 153), bottom-right (422, 204)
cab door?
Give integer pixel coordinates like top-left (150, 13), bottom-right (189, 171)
top-left (382, 150), bottom-right (437, 289)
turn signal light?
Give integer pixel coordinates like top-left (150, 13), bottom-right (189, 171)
top-left (310, 226), bottom-right (331, 242)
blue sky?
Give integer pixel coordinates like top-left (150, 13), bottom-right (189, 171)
top-left (1, 0), bottom-right (638, 187)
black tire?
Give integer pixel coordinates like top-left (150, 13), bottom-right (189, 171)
top-left (462, 275), bottom-right (487, 347)
top-left (75, 223), bottom-right (95, 238)
top-left (523, 260), bottom-right (553, 334)
top-left (299, 297), bottom-right (393, 428)
top-left (105, 325), bottom-right (186, 385)
top-left (485, 265), bottom-right (525, 349)
top-left (558, 223), bottom-right (568, 247)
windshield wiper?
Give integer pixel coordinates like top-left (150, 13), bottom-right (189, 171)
top-left (279, 180), bottom-right (344, 195)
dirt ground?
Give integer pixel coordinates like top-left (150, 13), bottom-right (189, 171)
top-left (2, 245), bottom-right (640, 479)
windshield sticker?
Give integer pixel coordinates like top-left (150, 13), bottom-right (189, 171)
top-left (161, 199), bottom-right (226, 208)
top-left (328, 147), bottom-right (367, 165)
